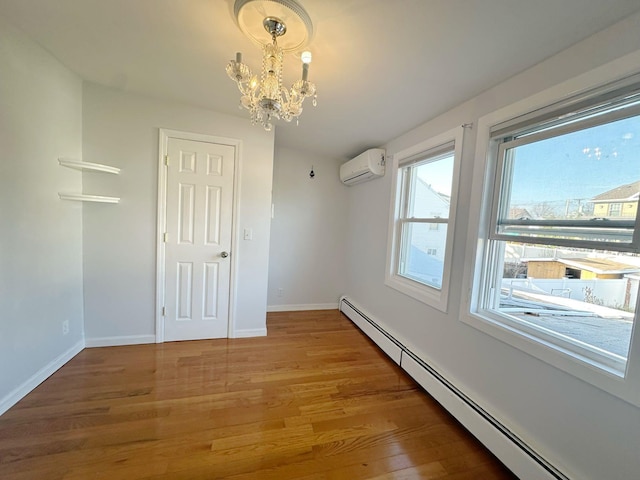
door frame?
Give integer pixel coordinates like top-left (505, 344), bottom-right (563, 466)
top-left (155, 128), bottom-right (241, 343)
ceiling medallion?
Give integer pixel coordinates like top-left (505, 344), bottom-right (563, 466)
top-left (226, 0), bottom-right (317, 131)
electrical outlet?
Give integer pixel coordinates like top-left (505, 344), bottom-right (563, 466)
top-left (277, 288), bottom-right (284, 298)
top-left (62, 319), bottom-right (69, 335)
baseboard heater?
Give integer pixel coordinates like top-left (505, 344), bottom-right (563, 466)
top-left (339, 296), bottom-right (568, 480)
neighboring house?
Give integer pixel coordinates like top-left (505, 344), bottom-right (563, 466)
top-left (508, 207), bottom-right (533, 219)
top-left (526, 257), bottom-right (640, 279)
top-left (407, 245), bottom-right (445, 288)
top-left (591, 180), bottom-right (640, 218)
top-left (411, 178), bottom-right (449, 263)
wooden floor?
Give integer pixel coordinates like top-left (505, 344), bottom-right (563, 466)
top-left (0, 310), bottom-right (516, 479)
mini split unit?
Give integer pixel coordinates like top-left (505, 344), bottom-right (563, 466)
top-left (340, 148), bottom-right (385, 185)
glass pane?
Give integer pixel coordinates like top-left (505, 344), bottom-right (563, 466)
top-left (408, 155), bottom-right (454, 219)
top-left (498, 114), bottom-right (640, 243)
top-left (496, 241), bottom-right (637, 364)
top-left (399, 222), bottom-right (448, 289)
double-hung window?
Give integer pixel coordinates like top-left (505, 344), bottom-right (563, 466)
top-left (386, 127), bottom-right (462, 311)
top-left (472, 75), bottom-right (640, 379)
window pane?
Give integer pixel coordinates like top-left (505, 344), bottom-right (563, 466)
top-left (495, 241), bottom-right (637, 365)
top-left (399, 222), bottom-right (448, 289)
top-left (497, 114), bottom-right (640, 243)
top-left (408, 155), bottom-right (454, 219)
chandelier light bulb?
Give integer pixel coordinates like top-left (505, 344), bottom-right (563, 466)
top-left (301, 51), bottom-right (312, 64)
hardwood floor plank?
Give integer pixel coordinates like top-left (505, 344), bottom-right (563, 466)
top-left (0, 310), bottom-right (516, 479)
top-left (367, 461), bottom-right (449, 480)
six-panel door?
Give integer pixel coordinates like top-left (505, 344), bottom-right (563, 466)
top-left (164, 138), bottom-right (235, 341)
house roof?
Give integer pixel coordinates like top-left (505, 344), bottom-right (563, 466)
top-left (417, 178), bottom-right (450, 206)
top-left (509, 207), bottom-right (533, 219)
top-left (526, 257), bottom-right (640, 274)
top-left (592, 180), bottom-right (640, 202)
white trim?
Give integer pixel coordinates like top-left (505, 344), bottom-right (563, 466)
top-left (340, 296), bottom-right (564, 480)
top-left (156, 129), bottom-right (241, 343)
top-left (0, 340), bottom-right (84, 416)
top-left (85, 335), bottom-right (156, 348)
top-left (156, 131), bottom-right (167, 343)
top-left (267, 303), bottom-right (339, 312)
top-left (384, 126), bottom-right (464, 312)
top-left (228, 141), bottom-right (242, 342)
top-left (231, 328), bottom-right (268, 338)
top-left (461, 50), bottom-right (640, 408)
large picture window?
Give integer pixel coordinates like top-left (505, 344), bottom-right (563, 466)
top-left (386, 127), bottom-right (462, 311)
top-left (473, 76), bottom-right (640, 377)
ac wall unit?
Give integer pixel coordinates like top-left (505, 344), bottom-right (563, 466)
top-left (340, 148), bottom-right (385, 185)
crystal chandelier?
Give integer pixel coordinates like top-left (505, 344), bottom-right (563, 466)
top-left (226, 1), bottom-right (317, 131)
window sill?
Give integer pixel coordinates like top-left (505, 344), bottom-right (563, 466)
top-left (385, 273), bottom-right (449, 312)
top-left (460, 307), bottom-right (640, 407)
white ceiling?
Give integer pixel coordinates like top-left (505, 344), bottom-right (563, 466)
top-left (2, 0), bottom-right (640, 160)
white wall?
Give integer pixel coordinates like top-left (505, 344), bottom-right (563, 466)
top-left (344, 12), bottom-right (640, 480)
top-left (267, 147), bottom-right (348, 310)
top-left (0, 19), bottom-right (84, 412)
top-left (82, 83), bottom-right (274, 342)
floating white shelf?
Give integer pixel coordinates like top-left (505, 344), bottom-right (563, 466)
top-left (58, 158), bottom-right (121, 174)
top-left (58, 157), bottom-right (121, 204)
top-left (58, 193), bottom-right (120, 204)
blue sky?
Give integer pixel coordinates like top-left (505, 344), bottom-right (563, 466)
top-left (509, 114), bottom-right (640, 207)
top-left (416, 155), bottom-right (454, 196)
top-left (414, 114), bottom-right (640, 213)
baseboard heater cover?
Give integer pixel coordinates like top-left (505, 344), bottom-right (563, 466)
top-left (339, 296), bottom-right (568, 480)
top-left (339, 299), bottom-right (403, 364)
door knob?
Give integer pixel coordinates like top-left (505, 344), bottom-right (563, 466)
top-left (220, 251), bottom-right (229, 258)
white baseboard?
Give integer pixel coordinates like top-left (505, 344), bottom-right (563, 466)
top-left (267, 303), bottom-right (338, 312)
top-left (339, 296), bottom-right (566, 480)
top-left (0, 339), bottom-right (85, 416)
top-left (231, 328), bottom-right (268, 338)
top-left (85, 335), bottom-right (156, 348)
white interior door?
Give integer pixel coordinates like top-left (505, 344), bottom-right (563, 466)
top-left (164, 137), bottom-right (235, 341)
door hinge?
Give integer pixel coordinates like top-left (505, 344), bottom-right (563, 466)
top-left (164, 155), bottom-right (169, 166)
top-left (163, 232), bottom-right (168, 242)
top-left (162, 307), bottom-right (166, 316)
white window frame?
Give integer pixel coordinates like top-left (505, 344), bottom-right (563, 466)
top-left (385, 127), bottom-right (463, 312)
top-left (461, 51), bottom-right (640, 407)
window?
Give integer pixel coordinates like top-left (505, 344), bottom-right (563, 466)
top-left (609, 203), bottom-right (622, 217)
top-left (397, 155), bottom-right (452, 288)
top-left (386, 127), bottom-right (463, 311)
top-left (472, 75), bottom-right (640, 379)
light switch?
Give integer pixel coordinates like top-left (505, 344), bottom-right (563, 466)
top-left (243, 228), bottom-right (253, 240)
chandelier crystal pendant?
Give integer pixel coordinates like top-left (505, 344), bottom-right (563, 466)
top-left (226, 3), bottom-right (317, 131)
